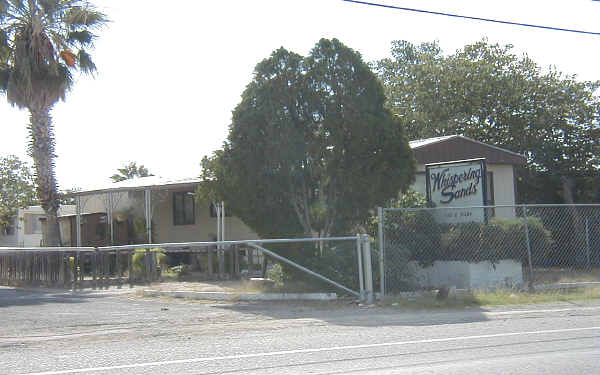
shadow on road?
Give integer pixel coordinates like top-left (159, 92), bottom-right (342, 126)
top-left (213, 300), bottom-right (491, 327)
top-left (0, 287), bottom-right (119, 308)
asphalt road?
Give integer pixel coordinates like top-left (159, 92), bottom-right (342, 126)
top-left (1, 287), bottom-right (599, 375)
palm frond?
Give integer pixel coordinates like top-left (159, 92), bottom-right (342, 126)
top-left (0, 0), bottom-right (9, 16)
top-left (0, 67), bottom-right (9, 91)
top-left (1, 0), bottom-right (107, 109)
top-left (8, 0), bottom-right (26, 12)
top-left (38, 0), bottom-right (59, 16)
top-left (0, 28), bottom-right (9, 60)
top-left (66, 29), bottom-right (92, 46)
top-left (76, 48), bottom-right (94, 74)
top-left (65, 5), bottom-right (106, 29)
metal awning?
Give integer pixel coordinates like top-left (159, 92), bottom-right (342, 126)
top-left (64, 176), bottom-right (202, 197)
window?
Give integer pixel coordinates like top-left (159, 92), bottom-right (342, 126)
top-left (24, 214), bottom-right (45, 234)
top-left (486, 172), bottom-right (495, 206)
top-left (173, 192), bottom-right (195, 225)
top-left (96, 215), bottom-right (107, 239)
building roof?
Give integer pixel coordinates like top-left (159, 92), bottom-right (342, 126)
top-left (66, 176), bottom-right (202, 197)
top-left (409, 135), bottom-right (527, 166)
top-left (408, 135), bottom-right (458, 149)
top-left (19, 205), bottom-right (76, 215)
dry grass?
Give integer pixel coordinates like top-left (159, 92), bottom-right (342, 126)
top-left (534, 268), bottom-right (600, 284)
top-left (382, 287), bottom-right (600, 309)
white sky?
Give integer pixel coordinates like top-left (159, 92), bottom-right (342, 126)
top-left (1, 0), bottom-right (599, 191)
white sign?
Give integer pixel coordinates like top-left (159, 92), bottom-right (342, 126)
top-left (426, 159), bottom-right (487, 223)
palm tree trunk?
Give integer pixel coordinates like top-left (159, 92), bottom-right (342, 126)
top-left (29, 107), bottom-right (61, 246)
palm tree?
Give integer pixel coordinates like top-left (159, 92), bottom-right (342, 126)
top-left (110, 162), bottom-right (153, 183)
top-left (0, 1), bottom-right (107, 246)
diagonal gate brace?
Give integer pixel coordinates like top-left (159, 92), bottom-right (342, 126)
top-left (247, 243), bottom-right (360, 297)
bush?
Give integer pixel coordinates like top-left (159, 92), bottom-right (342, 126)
top-left (308, 241), bottom-right (361, 291)
top-left (441, 217), bottom-right (553, 264)
top-left (132, 248), bottom-right (166, 275)
top-left (264, 241), bottom-right (364, 294)
top-left (266, 263), bottom-right (285, 287)
top-left (386, 214), bottom-right (553, 265)
top-left (384, 209), bottom-right (443, 267)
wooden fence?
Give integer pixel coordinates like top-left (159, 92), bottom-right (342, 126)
top-left (0, 245), bottom-right (263, 290)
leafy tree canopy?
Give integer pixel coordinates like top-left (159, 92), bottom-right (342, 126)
top-left (377, 39), bottom-right (600, 203)
top-left (200, 38), bottom-right (416, 238)
top-left (0, 155), bottom-right (37, 227)
top-left (111, 162), bottom-right (153, 183)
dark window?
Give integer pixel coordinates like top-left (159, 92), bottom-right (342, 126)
top-left (95, 215), bottom-right (107, 239)
top-left (486, 172), bottom-right (495, 206)
top-left (173, 192), bottom-right (195, 225)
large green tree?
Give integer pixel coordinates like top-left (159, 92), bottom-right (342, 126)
top-left (0, 154), bottom-right (37, 228)
top-left (200, 39), bottom-right (415, 239)
top-left (377, 40), bottom-right (600, 203)
top-left (110, 162), bottom-right (153, 183)
top-left (0, 0), bottom-right (107, 245)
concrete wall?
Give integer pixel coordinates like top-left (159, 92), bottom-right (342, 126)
top-left (407, 259), bottom-right (523, 289)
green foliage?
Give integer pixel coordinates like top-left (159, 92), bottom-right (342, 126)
top-left (265, 263), bottom-right (284, 287)
top-left (0, 155), bottom-right (37, 227)
top-left (110, 162), bottom-right (153, 183)
top-left (201, 38), bottom-right (415, 241)
top-left (59, 187), bottom-right (80, 205)
top-left (387, 215), bottom-right (554, 267)
top-left (0, 0), bottom-right (108, 109)
top-left (442, 217), bottom-right (553, 263)
top-left (384, 208), bottom-right (443, 268)
top-left (366, 190), bottom-right (430, 247)
top-left (377, 39), bottom-right (600, 203)
top-left (305, 241), bottom-right (361, 290)
top-left (132, 248), bottom-right (165, 274)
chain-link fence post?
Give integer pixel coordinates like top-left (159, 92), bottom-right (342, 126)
top-left (362, 235), bottom-right (374, 304)
top-left (378, 207), bottom-right (385, 299)
top-left (585, 217), bottom-right (591, 269)
top-left (145, 248), bottom-right (151, 285)
top-left (356, 234), bottom-right (364, 301)
top-left (523, 206), bottom-right (535, 291)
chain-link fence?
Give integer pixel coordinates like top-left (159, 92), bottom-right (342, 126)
top-left (378, 205), bottom-right (600, 295)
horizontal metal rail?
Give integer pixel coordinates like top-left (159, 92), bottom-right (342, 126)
top-left (97, 236), bottom-right (359, 252)
top-left (0, 247), bottom-right (96, 254)
top-left (248, 243), bottom-right (360, 297)
top-left (384, 204), bottom-right (600, 212)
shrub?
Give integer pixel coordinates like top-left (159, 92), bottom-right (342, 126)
top-left (132, 248), bottom-right (165, 275)
top-left (384, 209), bottom-right (443, 267)
top-left (385, 214), bottom-right (553, 266)
top-left (440, 217), bottom-right (553, 264)
top-left (266, 263), bottom-right (284, 287)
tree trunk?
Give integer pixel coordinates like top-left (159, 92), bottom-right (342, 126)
top-left (29, 107), bottom-right (61, 247)
top-left (561, 175), bottom-right (586, 267)
top-left (561, 175), bottom-right (576, 205)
